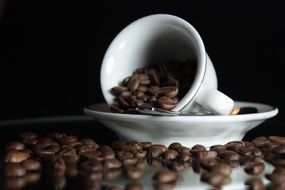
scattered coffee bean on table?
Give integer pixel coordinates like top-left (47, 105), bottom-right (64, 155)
top-left (1, 132), bottom-right (285, 189)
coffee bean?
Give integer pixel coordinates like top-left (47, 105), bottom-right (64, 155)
top-left (20, 132), bottom-right (38, 140)
top-left (244, 162), bottom-right (265, 175)
top-left (79, 160), bottom-right (103, 173)
top-left (157, 86), bottom-right (178, 98)
top-left (148, 144), bottom-right (167, 158)
top-left (5, 142), bottom-right (26, 151)
top-left (21, 159), bottom-right (42, 171)
top-left (4, 163), bottom-right (27, 177)
top-left (225, 141), bottom-right (245, 151)
top-left (140, 142), bottom-right (152, 150)
top-left (209, 163), bottom-right (232, 176)
top-left (111, 86), bottom-right (128, 96)
top-left (3, 177), bottom-right (27, 190)
top-left (192, 150), bottom-right (217, 161)
top-left (127, 75), bottom-right (140, 92)
top-left (125, 182), bottom-right (143, 190)
top-left (149, 69), bottom-right (161, 85)
top-left (252, 136), bottom-right (270, 148)
top-left (271, 144), bottom-right (285, 155)
top-left (153, 170), bottom-right (178, 184)
top-left (191, 144), bottom-right (206, 152)
top-left (45, 156), bottom-right (65, 175)
top-left (103, 169), bottom-right (122, 180)
top-left (200, 172), bottom-right (230, 187)
top-left (5, 150), bottom-right (29, 163)
top-left (124, 166), bottom-right (144, 180)
top-left (104, 158), bottom-right (122, 169)
top-left (210, 145), bottom-right (226, 154)
top-left (270, 136), bottom-right (285, 144)
top-left (168, 142), bottom-right (182, 150)
top-left (218, 151), bottom-right (240, 162)
top-left (162, 150), bottom-right (178, 160)
top-left (122, 157), bottom-right (138, 166)
top-left (245, 178), bottom-right (265, 190)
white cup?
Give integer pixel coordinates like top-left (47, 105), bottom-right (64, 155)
top-left (100, 14), bottom-right (234, 115)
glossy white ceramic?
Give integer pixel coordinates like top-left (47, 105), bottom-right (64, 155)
top-left (100, 14), bottom-right (234, 115)
top-left (84, 101), bottom-right (278, 147)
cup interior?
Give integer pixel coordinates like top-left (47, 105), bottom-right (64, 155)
top-left (101, 14), bottom-right (206, 111)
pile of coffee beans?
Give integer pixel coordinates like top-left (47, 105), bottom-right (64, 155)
top-left (2, 133), bottom-right (285, 190)
top-left (110, 59), bottom-right (196, 113)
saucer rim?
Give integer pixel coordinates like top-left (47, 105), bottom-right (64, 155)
top-left (84, 101), bottom-right (278, 122)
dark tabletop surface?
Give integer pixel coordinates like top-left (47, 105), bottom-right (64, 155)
top-left (0, 115), bottom-right (284, 190)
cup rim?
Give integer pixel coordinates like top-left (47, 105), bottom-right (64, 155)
top-left (100, 14), bottom-right (207, 111)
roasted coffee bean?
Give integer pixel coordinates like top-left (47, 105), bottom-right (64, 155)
top-left (140, 142), bottom-right (152, 150)
top-left (270, 136), bottom-right (285, 144)
top-left (125, 182), bottom-right (143, 190)
top-left (218, 151), bottom-right (240, 162)
top-left (152, 170), bottom-right (178, 184)
top-left (225, 141), bottom-right (245, 151)
top-left (244, 162), bottom-right (265, 175)
top-left (127, 75), bottom-right (140, 92)
top-left (133, 150), bottom-right (147, 159)
top-left (191, 144), bottom-right (206, 152)
top-left (167, 160), bottom-right (185, 172)
top-left (117, 96), bottom-right (130, 108)
top-left (3, 177), bottom-right (27, 190)
top-left (200, 172), bottom-right (230, 187)
top-left (245, 178), bottom-right (265, 190)
top-left (122, 157), bottom-right (138, 166)
top-left (235, 147), bottom-right (262, 157)
top-left (3, 163), bottom-right (27, 177)
top-left (46, 156), bottom-right (66, 175)
top-left (79, 160), bottom-right (103, 173)
top-left (148, 144), bottom-right (167, 158)
top-left (20, 132), bottom-right (38, 139)
top-left (5, 141), bottom-right (26, 151)
top-left (162, 150), bottom-right (178, 160)
top-left (22, 138), bottom-right (38, 146)
top-left (271, 144), bottom-right (285, 155)
top-left (98, 145), bottom-right (115, 159)
top-left (65, 163), bottom-right (78, 177)
top-left (124, 166), bottom-right (144, 180)
top-left (149, 69), bottom-right (161, 85)
top-left (210, 145), bottom-right (226, 154)
top-left (252, 136), bottom-right (270, 148)
top-left (117, 151), bottom-right (134, 161)
top-left (156, 101), bottom-right (176, 110)
top-left (192, 150), bottom-right (217, 161)
top-left (157, 86), bottom-right (178, 98)
top-left (209, 163), bottom-right (232, 176)
top-left (104, 158), bottom-right (122, 169)
top-left (199, 158), bottom-right (219, 170)
top-left (21, 159), bottom-right (42, 171)
top-left (5, 150), bottom-right (29, 163)
top-left (149, 85), bottom-right (160, 96)
top-left (137, 85), bottom-right (148, 93)
top-left (168, 142), bottom-right (182, 150)
top-left (103, 169), bottom-right (122, 180)
top-left (111, 86), bottom-right (128, 96)
top-left (25, 173), bottom-right (41, 184)
top-left (173, 146), bottom-right (190, 155)
top-left (123, 140), bottom-right (142, 152)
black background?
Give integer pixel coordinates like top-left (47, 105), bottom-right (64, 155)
top-left (0, 0), bottom-right (284, 124)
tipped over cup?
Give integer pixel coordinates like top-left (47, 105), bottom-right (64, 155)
top-left (100, 14), bottom-right (234, 115)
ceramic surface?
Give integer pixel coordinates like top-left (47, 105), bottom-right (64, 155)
top-left (100, 14), bottom-right (234, 115)
top-left (84, 101), bottom-right (278, 147)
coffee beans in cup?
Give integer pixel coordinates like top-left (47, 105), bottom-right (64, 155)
top-left (110, 59), bottom-right (196, 113)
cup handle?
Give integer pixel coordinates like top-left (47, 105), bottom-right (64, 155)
top-left (194, 85), bottom-right (234, 115)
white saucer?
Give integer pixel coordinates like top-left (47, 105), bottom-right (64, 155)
top-left (84, 101), bottom-right (278, 147)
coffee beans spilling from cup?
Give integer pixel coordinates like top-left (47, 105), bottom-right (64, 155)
top-left (2, 133), bottom-right (285, 189)
top-left (110, 59), bottom-right (196, 113)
